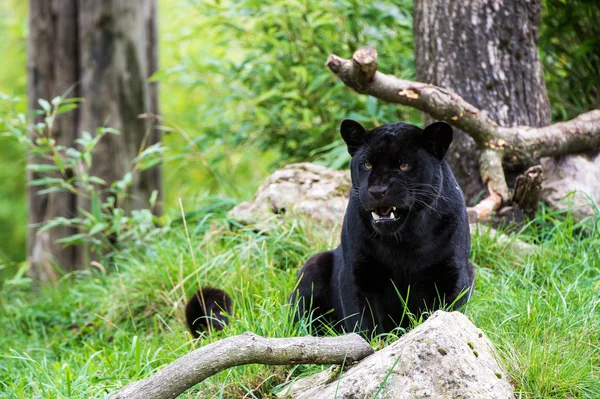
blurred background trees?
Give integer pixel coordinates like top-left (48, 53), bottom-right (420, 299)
top-left (541, 0), bottom-right (600, 121)
top-left (25, 0), bottom-right (161, 281)
top-left (0, 0), bottom-right (599, 280)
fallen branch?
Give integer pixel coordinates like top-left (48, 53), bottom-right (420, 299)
top-left (110, 332), bottom-right (373, 399)
top-left (326, 47), bottom-right (600, 220)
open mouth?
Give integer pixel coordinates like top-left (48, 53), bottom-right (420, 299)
top-left (370, 206), bottom-right (401, 222)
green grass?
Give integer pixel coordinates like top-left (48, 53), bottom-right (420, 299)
top-left (0, 202), bottom-right (598, 398)
top-left (469, 211), bottom-right (600, 398)
top-left (0, 200), bottom-right (600, 398)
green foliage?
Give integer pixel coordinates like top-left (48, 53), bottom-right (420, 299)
top-left (540, 0), bottom-right (600, 120)
top-left (0, 95), bottom-right (27, 271)
top-left (0, 207), bottom-right (598, 398)
top-left (0, 0), bottom-right (27, 267)
top-left (160, 0), bottom-right (419, 166)
top-left (2, 95), bottom-right (168, 262)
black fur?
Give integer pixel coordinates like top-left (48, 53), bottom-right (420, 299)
top-left (185, 287), bottom-right (232, 338)
top-left (291, 120), bottom-right (474, 337)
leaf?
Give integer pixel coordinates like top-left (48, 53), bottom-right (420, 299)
top-left (305, 73), bottom-right (330, 94)
top-left (91, 192), bottom-right (101, 221)
top-left (54, 154), bottom-right (65, 172)
top-left (137, 158), bottom-right (162, 171)
top-left (84, 152), bottom-right (92, 168)
top-left (37, 186), bottom-right (65, 195)
top-left (113, 172), bottom-right (133, 192)
top-left (61, 97), bottom-right (84, 104)
top-left (56, 234), bottom-right (88, 247)
top-left (78, 207), bottom-right (96, 222)
top-left (27, 164), bottom-right (60, 173)
top-left (30, 177), bottom-right (64, 186)
top-left (98, 127), bottom-right (120, 135)
top-left (81, 131), bottom-right (92, 142)
top-left (38, 217), bottom-right (73, 233)
top-left (149, 190), bottom-right (158, 208)
top-left (56, 104), bottom-right (79, 115)
top-left (89, 223), bottom-right (107, 236)
top-left (38, 98), bottom-right (51, 113)
top-left (66, 148), bottom-right (82, 159)
top-left (88, 176), bottom-right (107, 186)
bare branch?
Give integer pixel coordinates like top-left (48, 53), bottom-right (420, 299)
top-left (498, 110), bottom-right (600, 161)
top-left (110, 332), bottom-right (373, 399)
top-left (326, 51), bottom-right (499, 145)
top-left (327, 47), bottom-right (600, 165)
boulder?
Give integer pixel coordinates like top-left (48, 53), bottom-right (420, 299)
top-left (279, 311), bottom-right (513, 399)
top-left (541, 153), bottom-right (600, 220)
top-left (227, 163), bottom-right (350, 225)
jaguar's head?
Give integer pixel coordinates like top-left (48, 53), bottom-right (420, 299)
top-left (341, 119), bottom-right (453, 235)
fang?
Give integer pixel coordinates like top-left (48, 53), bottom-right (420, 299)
top-left (371, 212), bottom-right (380, 220)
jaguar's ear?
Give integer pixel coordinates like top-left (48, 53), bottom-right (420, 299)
top-left (422, 122), bottom-right (453, 160)
top-left (340, 119), bottom-right (367, 156)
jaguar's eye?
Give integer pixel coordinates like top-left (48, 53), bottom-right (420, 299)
top-left (363, 162), bottom-right (373, 170)
top-left (400, 163), bottom-right (411, 171)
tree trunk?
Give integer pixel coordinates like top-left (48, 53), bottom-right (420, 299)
top-left (78, 0), bottom-right (161, 214)
top-left (27, 0), bottom-right (161, 282)
top-left (414, 0), bottom-right (551, 205)
top-left (28, 0), bottom-right (82, 282)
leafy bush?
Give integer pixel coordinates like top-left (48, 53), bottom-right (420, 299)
top-left (540, 0), bottom-right (600, 120)
top-left (2, 95), bottom-right (167, 264)
top-left (163, 0), bottom-right (419, 166)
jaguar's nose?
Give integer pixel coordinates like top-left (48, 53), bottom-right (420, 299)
top-left (369, 185), bottom-right (388, 200)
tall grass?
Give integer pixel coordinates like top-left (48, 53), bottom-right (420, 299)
top-left (0, 202), bottom-right (598, 398)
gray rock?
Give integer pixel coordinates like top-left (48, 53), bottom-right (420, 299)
top-left (227, 163), bottom-right (350, 226)
top-left (279, 311), bottom-right (513, 399)
top-left (541, 153), bottom-right (600, 221)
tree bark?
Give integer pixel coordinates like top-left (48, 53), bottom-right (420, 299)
top-left (413, 0), bottom-right (551, 204)
top-left (28, 0), bottom-right (82, 282)
top-left (78, 0), bottom-right (162, 214)
top-left (27, 0), bottom-right (161, 282)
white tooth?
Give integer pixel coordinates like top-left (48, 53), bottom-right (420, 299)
top-left (392, 206), bottom-right (397, 211)
top-left (371, 212), bottom-right (380, 220)
top-left (390, 212), bottom-right (395, 219)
